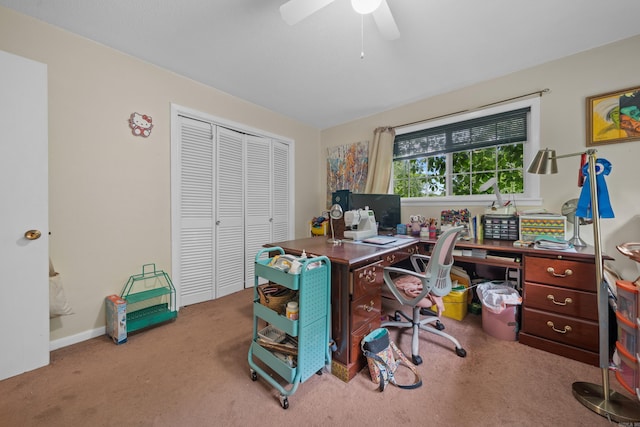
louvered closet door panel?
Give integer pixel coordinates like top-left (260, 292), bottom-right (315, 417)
top-left (178, 117), bottom-right (215, 306)
top-left (272, 140), bottom-right (290, 242)
top-left (245, 135), bottom-right (272, 287)
top-left (216, 127), bottom-right (245, 297)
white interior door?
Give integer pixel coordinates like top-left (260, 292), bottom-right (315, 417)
top-left (0, 50), bottom-right (49, 380)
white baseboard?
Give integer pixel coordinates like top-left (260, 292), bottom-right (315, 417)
top-left (50, 326), bottom-right (105, 351)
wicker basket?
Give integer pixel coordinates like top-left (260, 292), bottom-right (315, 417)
top-left (257, 284), bottom-right (296, 315)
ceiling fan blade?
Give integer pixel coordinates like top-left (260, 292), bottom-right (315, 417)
top-left (372, 0), bottom-right (400, 40)
top-left (280, 0), bottom-right (336, 26)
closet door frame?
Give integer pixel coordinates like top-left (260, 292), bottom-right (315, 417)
top-left (170, 104), bottom-right (294, 308)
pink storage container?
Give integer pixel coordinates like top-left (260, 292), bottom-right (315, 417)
top-left (616, 280), bottom-right (639, 324)
top-left (615, 342), bottom-right (638, 396)
top-left (482, 304), bottom-right (519, 341)
top-left (617, 311), bottom-right (637, 358)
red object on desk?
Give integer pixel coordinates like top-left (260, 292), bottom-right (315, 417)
top-left (578, 153), bottom-right (586, 187)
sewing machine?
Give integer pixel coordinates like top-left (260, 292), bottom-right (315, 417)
top-left (343, 207), bottom-right (378, 240)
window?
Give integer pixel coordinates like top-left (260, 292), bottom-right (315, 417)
top-left (393, 98), bottom-right (541, 207)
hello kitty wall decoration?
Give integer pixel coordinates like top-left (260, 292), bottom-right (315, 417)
top-left (129, 112), bottom-right (153, 137)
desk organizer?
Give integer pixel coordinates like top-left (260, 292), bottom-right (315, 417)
top-left (483, 214), bottom-right (518, 240)
top-left (518, 214), bottom-right (566, 241)
top-left (248, 247), bottom-right (331, 409)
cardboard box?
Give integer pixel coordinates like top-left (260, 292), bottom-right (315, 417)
top-left (105, 295), bottom-right (127, 344)
top-left (434, 288), bottom-right (468, 321)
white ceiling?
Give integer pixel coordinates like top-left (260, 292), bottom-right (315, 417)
top-left (3, 0), bottom-right (640, 129)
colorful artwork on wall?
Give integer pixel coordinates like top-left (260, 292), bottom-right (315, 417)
top-left (587, 86), bottom-right (640, 146)
top-left (326, 141), bottom-right (369, 207)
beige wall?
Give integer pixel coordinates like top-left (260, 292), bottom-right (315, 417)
top-left (0, 7), bottom-right (322, 344)
top-left (321, 34), bottom-right (640, 282)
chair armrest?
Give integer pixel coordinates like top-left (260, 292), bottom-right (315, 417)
top-left (382, 267), bottom-right (434, 306)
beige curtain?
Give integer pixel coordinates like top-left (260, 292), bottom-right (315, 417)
top-left (364, 126), bottom-right (395, 193)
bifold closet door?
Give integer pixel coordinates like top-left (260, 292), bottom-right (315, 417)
top-left (175, 117), bottom-right (215, 306)
top-left (271, 141), bottom-right (290, 242)
top-left (174, 113), bottom-right (292, 304)
top-left (245, 135), bottom-right (273, 286)
top-left (215, 127), bottom-right (246, 297)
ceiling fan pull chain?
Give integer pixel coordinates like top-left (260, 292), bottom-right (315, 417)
top-left (360, 15), bottom-right (365, 59)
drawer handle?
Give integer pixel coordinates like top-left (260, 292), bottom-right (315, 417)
top-left (386, 254), bottom-right (396, 263)
top-left (546, 321), bottom-right (572, 334)
top-left (546, 295), bottom-right (573, 306)
top-left (546, 267), bottom-right (573, 278)
top-left (362, 300), bottom-right (375, 312)
top-left (360, 270), bottom-right (376, 283)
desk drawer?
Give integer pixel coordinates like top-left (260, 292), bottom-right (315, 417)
top-left (522, 307), bottom-right (598, 351)
top-left (352, 262), bottom-right (383, 299)
top-left (524, 256), bottom-right (596, 291)
top-left (524, 282), bottom-right (598, 321)
top-left (350, 317), bottom-right (380, 364)
top-left (351, 293), bottom-right (381, 333)
top-left (380, 244), bottom-right (423, 267)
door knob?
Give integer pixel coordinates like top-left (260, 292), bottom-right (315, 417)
top-left (24, 230), bottom-right (42, 240)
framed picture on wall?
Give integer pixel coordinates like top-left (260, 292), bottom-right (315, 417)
top-left (586, 86), bottom-right (640, 146)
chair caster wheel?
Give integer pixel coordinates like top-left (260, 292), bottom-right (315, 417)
top-left (412, 354), bottom-right (423, 365)
top-left (435, 320), bottom-right (445, 331)
top-left (456, 347), bottom-right (467, 358)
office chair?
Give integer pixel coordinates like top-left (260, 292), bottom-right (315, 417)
top-left (381, 226), bottom-right (467, 365)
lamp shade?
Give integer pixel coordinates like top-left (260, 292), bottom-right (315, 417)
top-left (527, 149), bottom-right (558, 174)
top-left (351, 0), bottom-right (382, 15)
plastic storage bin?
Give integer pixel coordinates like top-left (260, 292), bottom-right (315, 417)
top-left (617, 311), bottom-right (637, 358)
top-left (616, 280), bottom-right (639, 324)
top-left (433, 287), bottom-right (468, 321)
top-left (615, 341), bottom-right (639, 395)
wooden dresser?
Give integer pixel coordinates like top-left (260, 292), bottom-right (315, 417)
top-left (266, 236), bottom-right (422, 382)
top-left (519, 253), bottom-right (600, 365)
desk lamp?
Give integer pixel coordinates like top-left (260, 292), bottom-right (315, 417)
top-left (327, 203), bottom-right (343, 245)
top-left (528, 148), bottom-right (640, 423)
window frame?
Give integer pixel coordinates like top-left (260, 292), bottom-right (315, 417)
top-left (394, 97), bottom-right (542, 208)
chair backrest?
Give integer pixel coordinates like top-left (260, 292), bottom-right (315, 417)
top-left (420, 226), bottom-right (464, 297)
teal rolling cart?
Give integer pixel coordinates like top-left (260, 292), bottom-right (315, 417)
top-left (248, 247), bottom-right (331, 409)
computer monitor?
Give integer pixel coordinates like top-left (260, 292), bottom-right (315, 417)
top-left (349, 193), bottom-right (401, 232)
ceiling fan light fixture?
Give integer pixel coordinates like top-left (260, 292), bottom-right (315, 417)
top-left (351, 0), bottom-right (382, 15)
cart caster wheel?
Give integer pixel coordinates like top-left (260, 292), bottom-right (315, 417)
top-left (279, 395), bottom-right (289, 409)
top-left (435, 320), bottom-right (445, 331)
top-left (316, 369), bottom-right (323, 375)
top-left (250, 370), bottom-right (257, 381)
top-left (412, 354), bottom-right (423, 365)
top-left (455, 347), bottom-right (467, 358)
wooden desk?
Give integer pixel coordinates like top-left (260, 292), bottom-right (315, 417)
top-left (405, 237), bottom-right (605, 367)
top-left (267, 236), bottom-right (605, 381)
top-left (266, 236), bottom-right (423, 382)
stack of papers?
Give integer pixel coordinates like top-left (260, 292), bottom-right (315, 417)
top-left (534, 236), bottom-right (573, 250)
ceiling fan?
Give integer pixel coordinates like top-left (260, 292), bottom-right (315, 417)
top-left (280, 0), bottom-right (400, 40)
